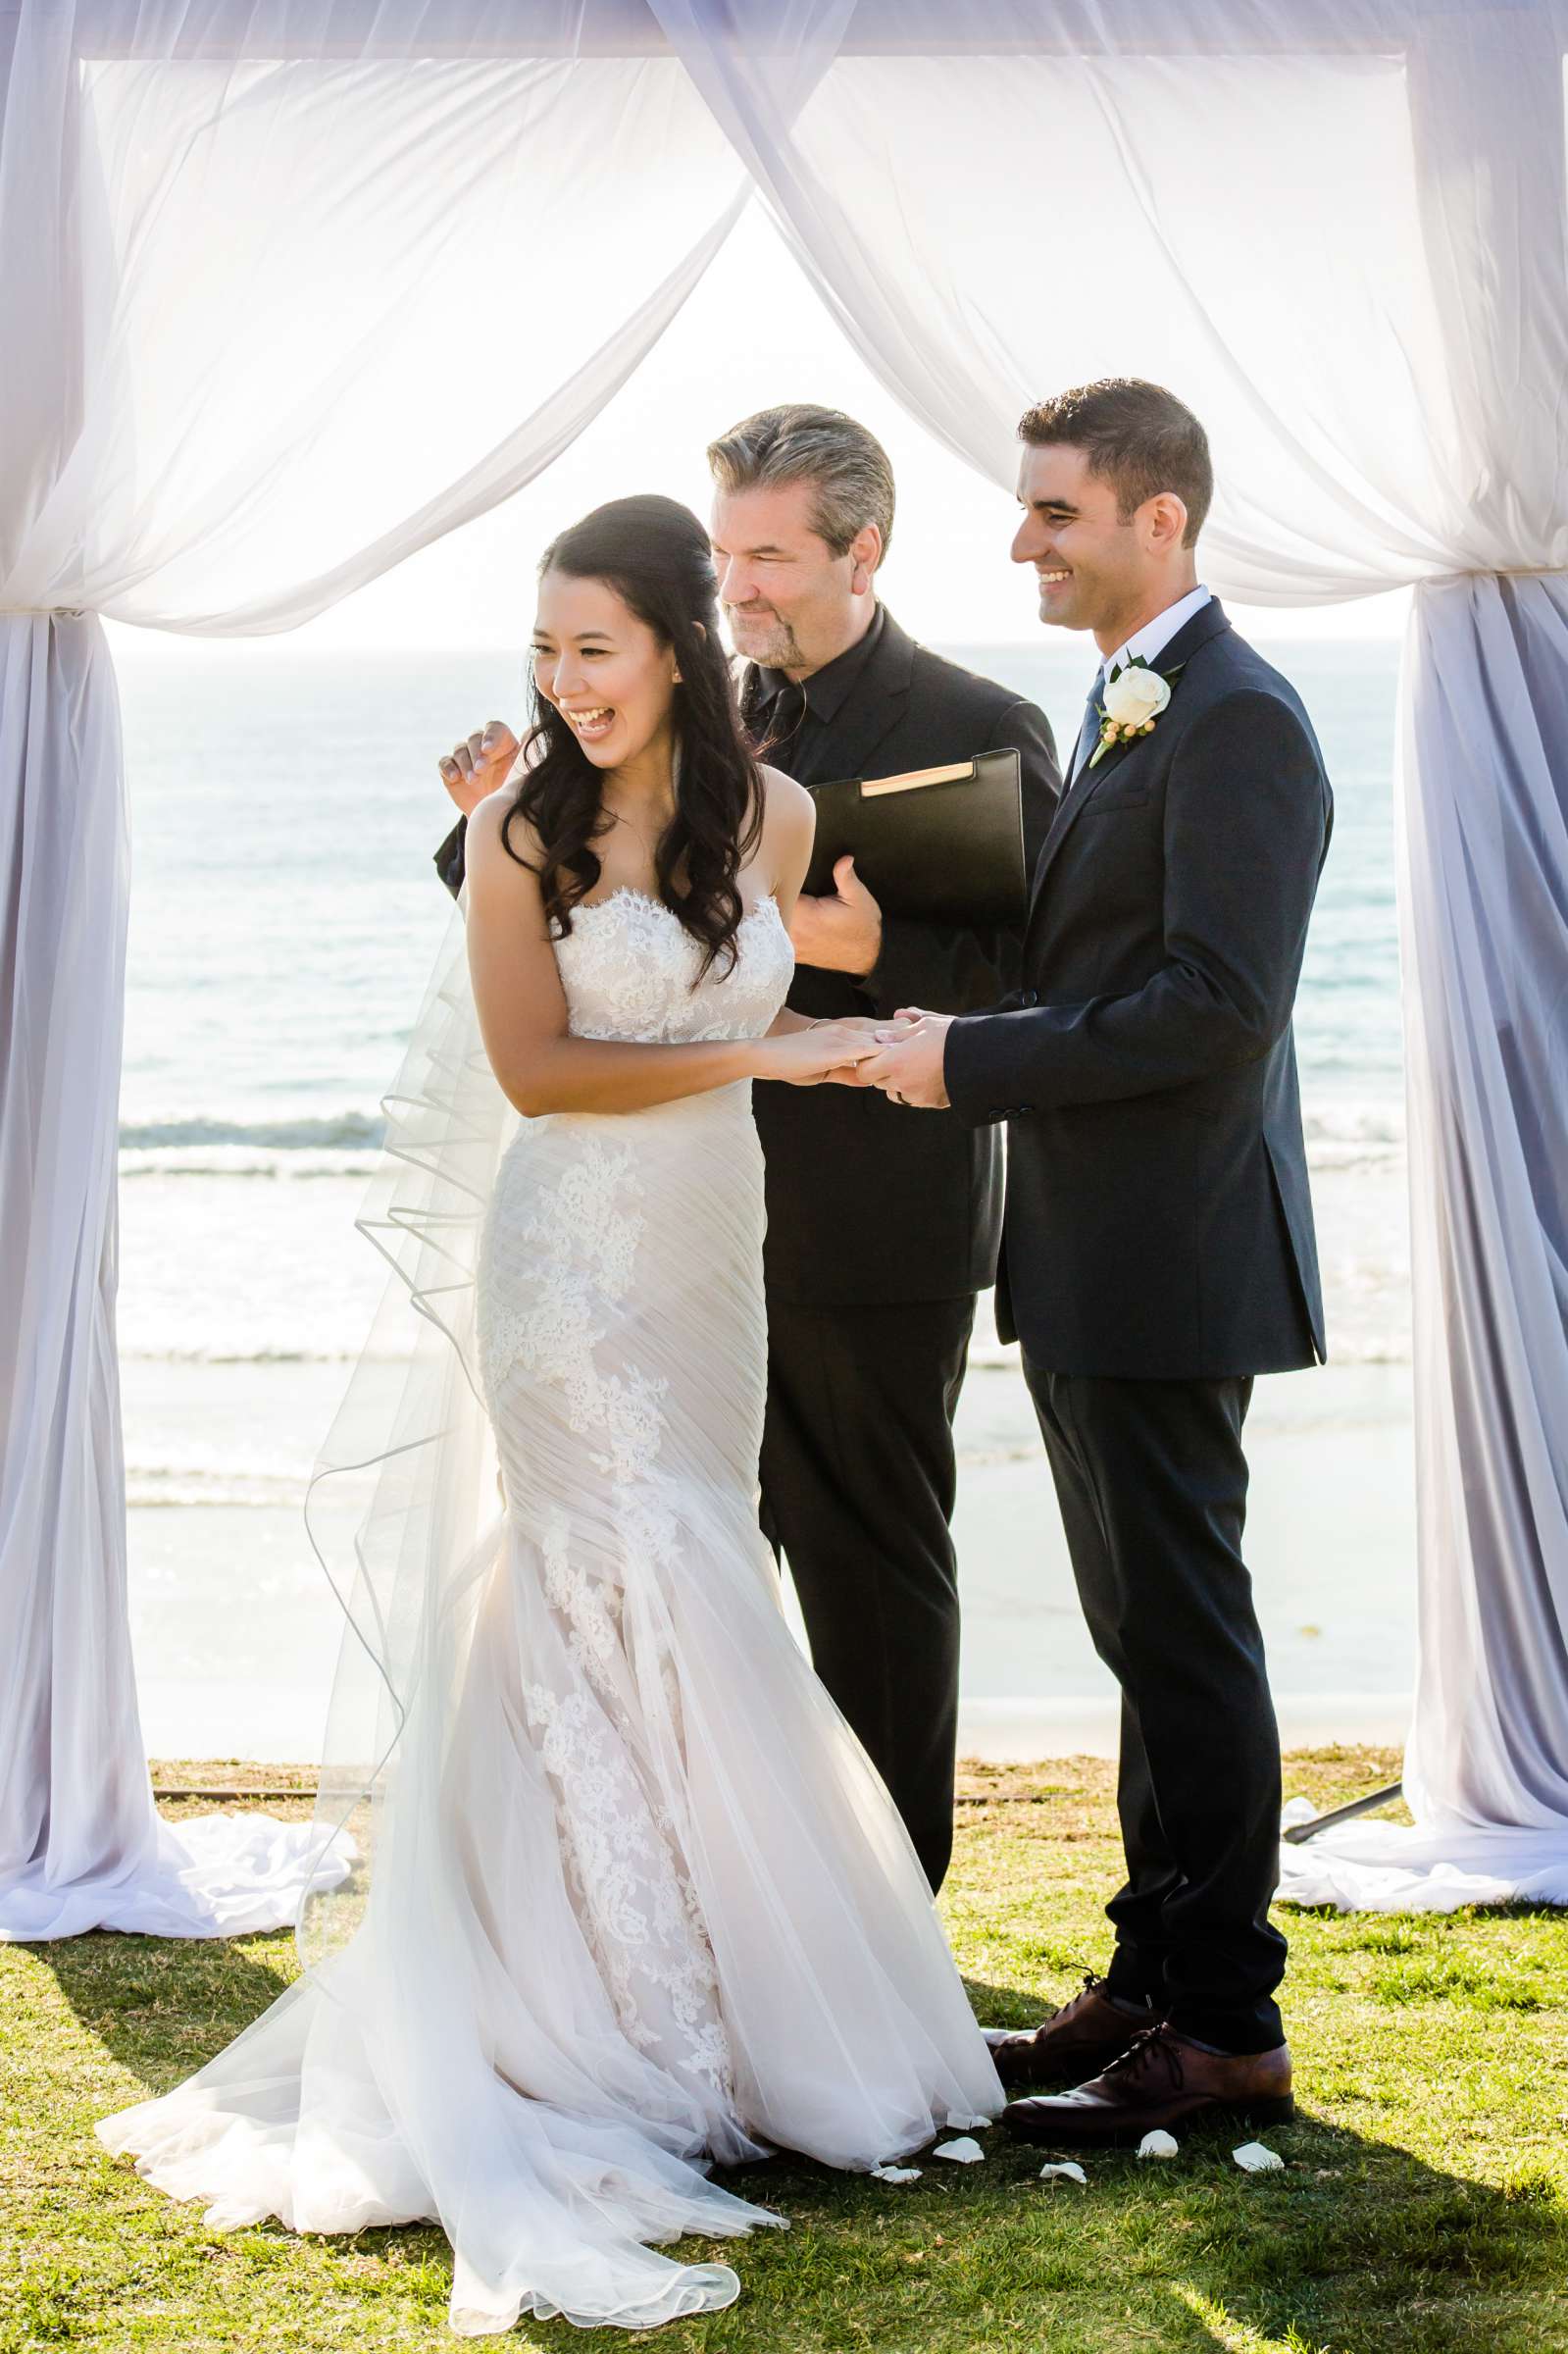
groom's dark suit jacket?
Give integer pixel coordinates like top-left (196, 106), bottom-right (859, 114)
top-left (944, 600), bottom-right (1332, 1379)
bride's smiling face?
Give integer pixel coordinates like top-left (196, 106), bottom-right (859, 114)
top-left (531, 571), bottom-right (680, 771)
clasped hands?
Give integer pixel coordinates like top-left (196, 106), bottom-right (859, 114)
top-left (809, 1007), bottom-right (954, 1110)
top-left (784, 846), bottom-right (951, 1105)
top-left (436, 735), bottom-right (955, 1104)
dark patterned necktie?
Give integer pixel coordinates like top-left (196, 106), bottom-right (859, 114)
top-left (1069, 673), bottom-right (1105, 786)
top-left (762, 680), bottom-right (808, 765)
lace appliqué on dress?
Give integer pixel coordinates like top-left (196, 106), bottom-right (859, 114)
top-left (524, 1678), bottom-right (730, 2096)
top-left (469, 893), bottom-right (797, 2111)
top-left (479, 1137), bottom-right (665, 1477)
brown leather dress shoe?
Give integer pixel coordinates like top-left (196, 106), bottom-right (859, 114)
top-left (1001, 2023), bottom-right (1294, 2147)
top-left (982, 1975), bottom-right (1163, 2093)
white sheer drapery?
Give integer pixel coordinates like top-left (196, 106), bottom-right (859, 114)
top-left (0, 0), bottom-right (748, 1939)
top-left (5, 0), bottom-right (1566, 1940)
top-left (648, 0), bottom-right (1568, 1908)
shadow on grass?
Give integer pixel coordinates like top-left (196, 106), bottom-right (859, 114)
top-left (141, 2109), bottom-right (1550, 2354)
top-left (39, 1924), bottom-right (295, 2096)
top-left (31, 1937), bottom-right (1567, 2354)
top-left (961, 1967), bottom-right (1087, 2027)
top-left (696, 2110), bottom-right (1563, 2354)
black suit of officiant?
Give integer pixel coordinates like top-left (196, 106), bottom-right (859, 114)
top-left (944, 599), bottom-right (1331, 2052)
top-left (742, 609), bottom-right (1057, 1895)
top-left (434, 605), bottom-right (1059, 1892)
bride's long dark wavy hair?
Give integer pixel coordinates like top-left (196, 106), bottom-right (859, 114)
top-left (501, 494), bottom-right (764, 978)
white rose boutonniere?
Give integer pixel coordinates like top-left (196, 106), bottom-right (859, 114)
top-left (1089, 656), bottom-right (1179, 768)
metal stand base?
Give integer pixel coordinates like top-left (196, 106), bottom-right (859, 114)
top-left (1284, 1781), bottom-right (1404, 1845)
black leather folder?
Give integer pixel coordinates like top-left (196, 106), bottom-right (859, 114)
top-left (802, 746), bottom-right (1026, 926)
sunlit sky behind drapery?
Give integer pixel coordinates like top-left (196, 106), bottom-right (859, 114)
top-left (108, 201), bottom-right (1407, 665)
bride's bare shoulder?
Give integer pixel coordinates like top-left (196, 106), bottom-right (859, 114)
top-left (755, 762), bottom-right (814, 840)
top-left (467, 789), bottom-right (544, 887)
top-left (752, 764), bottom-right (814, 901)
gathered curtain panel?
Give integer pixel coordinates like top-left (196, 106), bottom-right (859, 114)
top-left (2, 0), bottom-right (1565, 1931)
top-left (0, 0), bottom-right (749, 1938)
top-left (647, 0), bottom-right (1568, 1907)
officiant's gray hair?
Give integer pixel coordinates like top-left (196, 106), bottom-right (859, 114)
top-left (707, 403), bottom-right (895, 566)
top-left (1020, 380), bottom-right (1212, 547)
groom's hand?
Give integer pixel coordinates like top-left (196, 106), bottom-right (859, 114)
top-left (437, 721), bottom-right (522, 817)
top-left (860, 1008), bottom-right (953, 1109)
top-left (787, 855), bottom-right (884, 975)
top-left (813, 1013), bottom-right (884, 1086)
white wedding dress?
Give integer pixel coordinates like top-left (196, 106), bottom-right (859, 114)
top-left (98, 888), bottom-right (1001, 2336)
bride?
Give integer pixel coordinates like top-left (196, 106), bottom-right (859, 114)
top-left (97, 494), bottom-right (1001, 2335)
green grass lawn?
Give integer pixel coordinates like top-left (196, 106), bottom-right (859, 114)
top-left (4, 1748), bottom-right (1566, 2354)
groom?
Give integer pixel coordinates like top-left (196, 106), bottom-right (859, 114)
top-left (863, 380), bottom-right (1332, 2142)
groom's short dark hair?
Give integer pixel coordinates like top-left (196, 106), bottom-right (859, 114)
top-left (1019, 381), bottom-right (1212, 546)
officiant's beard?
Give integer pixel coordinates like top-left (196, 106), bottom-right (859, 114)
top-left (725, 603), bottom-right (804, 671)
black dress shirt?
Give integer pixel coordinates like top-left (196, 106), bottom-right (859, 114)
top-left (750, 603), bottom-right (889, 778)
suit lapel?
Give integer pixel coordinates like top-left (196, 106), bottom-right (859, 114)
top-left (1026, 727), bottom-right (1147, 920)
top-left (809, 607), bottom-right (917, 785)
top-left (1026, 599), bottom-right (1233, 932)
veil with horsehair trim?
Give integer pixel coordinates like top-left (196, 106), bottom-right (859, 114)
top-left (297, 890), bottom-right (516, 1970)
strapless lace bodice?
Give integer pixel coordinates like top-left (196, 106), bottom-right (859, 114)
top-left (556, 890), bottom-right (793, 1046)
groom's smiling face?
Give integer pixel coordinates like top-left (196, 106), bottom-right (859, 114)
top-left (1013, 442), bottom-right (1171, 644)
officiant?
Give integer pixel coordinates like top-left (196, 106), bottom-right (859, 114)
top-left (434, 404), bottom-right (1058, 1891)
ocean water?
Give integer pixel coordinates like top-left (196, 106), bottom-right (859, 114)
top-left (115, 637), bottom-right (1409, 1513)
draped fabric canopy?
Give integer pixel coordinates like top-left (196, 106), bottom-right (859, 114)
top-left (2, 0), bottom-right (1565, 1934)
top-left (0, 0), bottom-right (750, 1938)
top-left (649, 0), bottom-right (1568, 1902)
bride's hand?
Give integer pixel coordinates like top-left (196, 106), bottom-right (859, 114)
top-left (813, 1012), bottom-right (892, 1085)
top-left (754, 1020), bottom-right (885, 1088)
top-left (438, 721), bottom-right (522, 817)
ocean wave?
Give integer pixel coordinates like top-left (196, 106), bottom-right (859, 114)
top-left (121, 1148), bottom-right (378, 1179)
top-left (1304, 1101), bottom-right (1404, 1145)
top-left (120, 1112), bottom-right (384, 1152)
top-left (1304, 1100), bottom-right (1407, 1173)
top-left (120, 1111), bottom-right (386, 1179)
top-left (126, 1441), bottom-right (307, 1509)
top-left (974, 1335), bottom-right (1411, 1371)
top-left (121, 1344), bottom-right (408, 1365)
top-left (120, 1101), bottom-right (1404, 1159)
top-left (129, 1470), bottom-right (303, 1509)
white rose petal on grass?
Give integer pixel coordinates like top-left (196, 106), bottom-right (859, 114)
top-left (871, 2164), bottom-right (922, 2184)
top-left (1233, 2141), bottom-right (1285, 2174)
top-left (1037, 2162), bottom-right (1088, 2186)
top-left (1137, 2129), bottom-right (1180, 2160)
top-left (1101, 665), bottom-right (1172, 729)
top-left (933, 2137), bottom-right (986, 2164)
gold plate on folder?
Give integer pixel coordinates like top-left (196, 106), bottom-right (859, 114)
top-left (861, 761), bottom-right (975, 796)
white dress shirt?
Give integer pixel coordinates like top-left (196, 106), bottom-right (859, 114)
top-left (1102, 582), bottom-right (1213, 684)
top-left (1067, 585), bottom-right (1213, 784)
